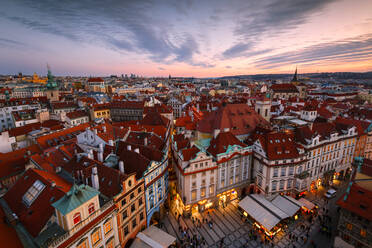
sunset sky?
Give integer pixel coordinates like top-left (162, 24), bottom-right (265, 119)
top-left (0, 0), bottom-right (371, 77)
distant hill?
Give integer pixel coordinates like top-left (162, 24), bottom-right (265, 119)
top-left (219, 72), bottom-right (372, 80)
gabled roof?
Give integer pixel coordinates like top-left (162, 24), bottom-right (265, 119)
top-left (181, 146), bottom-right (200, 161)
top-left (207, 131), bottom-right (247, 157)
top-left (52, 184), bottom-right (99, 216)
top-left (141, 112), bottom-right (170, 127)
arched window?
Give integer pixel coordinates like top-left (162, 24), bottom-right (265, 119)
top-left (73, 212), bottom-right (81, 225)
top-left (88, 203), bottom-right (95, 215)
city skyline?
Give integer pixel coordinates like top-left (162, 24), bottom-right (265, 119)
top-left (1, 0), bottom-right (372, 77)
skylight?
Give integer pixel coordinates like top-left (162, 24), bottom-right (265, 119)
top-left (23, 180), bottom-right (46, 207)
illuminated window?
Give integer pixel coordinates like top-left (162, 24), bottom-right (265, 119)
top-left (201, 188), bottom-right (206, 198)
top-left (104, 219), bottom-right (112, 235)
top-left (88, 203), bottom-right (95, 215)
top-left (106, 238), bottom-right (114, 248)
top-left (361, 229), bottom-right (366, 237)
top-left (73, 212), bottom-right (81, 225)
top-left (191, 190), bottom-right (197, 201)
top-left (346, 223), bottom-right (352, 230)
top-left (209, 185), bottom-right (214, 195)
top-left (77, 238), bottom-right (88, 248)
top-left (91, 228), bottom-right (101, 245)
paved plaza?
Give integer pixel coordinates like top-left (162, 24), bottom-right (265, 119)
top-left (159, 180), bottom-right (348, 247)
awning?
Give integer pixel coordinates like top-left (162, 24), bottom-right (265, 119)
top-left (239, 195), bottom-right (289, 231)
top-left (271, 195), bottom-right (302, 217)
top-left (298, 198), bottom-right (315, 210)
top-left (131, 225), bottom-right (176, 248)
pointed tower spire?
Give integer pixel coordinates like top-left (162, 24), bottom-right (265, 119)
top-left (292, 66), bottom-right (298, 82)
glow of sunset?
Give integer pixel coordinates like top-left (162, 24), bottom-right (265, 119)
top-left (0, 0), bottom-right (371, 77)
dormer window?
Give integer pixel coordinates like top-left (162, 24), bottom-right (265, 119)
top-left (73, 212), bottom-right (81, 225)
top-left (22, 180), bottom-right (46, 207)
top-left (88, 203), bottom-right (95, 215)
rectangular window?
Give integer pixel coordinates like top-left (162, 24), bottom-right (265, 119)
top-left (124, 226), bottom-right (129, 236)
top-left (273, 168), bottom-right (278, 177)
top-left (289, 167), bottom-right (294, 175)
top-left (130, 193), bottom-right (135, 199)
top-left (91, 228), bottom-right (101, 245)
top-left (201, 188), bottom-right (206, 198)
top-left (281, 167), bottom-right (286, 176)
top-left (140, 212), bottom-right (144, 221)
top-left (360, 229), bottom-right (366, 237)
top-left (191, 190), bottom-right (197, 201)
top-left (272, 182), bottom-right (277, 191)
top-left (104, 220), bottom-right (112, 235)
top-left (132, 218), bottom-right (137, 228)
top-left (131, 204), bottom-right (136, 213)
top-left (122, 210), bottom-right (128, 221)
top-left (209, 185), bottom-right (214, 195)
top-left (346, 223), bottom-right (352, 230)
top-left (279, 180), bottom-right (284, 190)
top-left (139, 197), bottom-right (143, 206)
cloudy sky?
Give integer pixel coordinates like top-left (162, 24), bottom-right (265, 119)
top-left (0, 0), bottom-right (371, 77)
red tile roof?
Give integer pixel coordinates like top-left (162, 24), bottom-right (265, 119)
top-left (197, 104), bottom-right (270, 136)
top-left (87, 77), bottom-right (104, 82)
top-left (110, 100), bottom-right (144, 109)
top-left (3, 169), bottom-right (71, 237)
top-left (141, 111), bottom-right (170, 127)
top-left (0, 145), bottom-right (42, 181)
top-left (270, 83), bottom-right (299, 93)
top-left (257, 131), bottom-right (301, 160)
top-left (0, 208), bottom-right (23, 248)
top-left (66, 110), bottom-right (88, 120)
top-left (207, 131), bottom-right (247, 157)
top-left (182, 146), bottom-right (200, 161)
top-left (36, 123), bottom-right (90, 149)
top-left (337, 183), bottom-right (372, 221)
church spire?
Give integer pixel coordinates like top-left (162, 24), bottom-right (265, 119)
top-left (292, 66), bottom-right (298, 82)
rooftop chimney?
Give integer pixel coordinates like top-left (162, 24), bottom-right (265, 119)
top-left (99, 143), bottom-right (104, 152)
top-left (223, 128), bottom-right (230, 132)
top-left (144, 137), bottom-right (148, 146)
top-left (119, 161), bottom-right (124, 174)
top-left (98, 151), bottom-right (103, 162)
top-left (108, 140), bottom-right (114, 146)
top-left (127, 145), bottom-right (131, 151)
top-left (103, 126), bottom-right (107, 132)
top-left (91, 167), bottom-right (99, 190)
top-left (214, 129), bottom-right (220, 138)
top-left (134, 148), bottom-right (140, 154)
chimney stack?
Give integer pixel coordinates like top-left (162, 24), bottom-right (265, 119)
top-left (119, 161), bottom-right (124, 174)
top-left (87, 149), bottom-right (94, 159)
top-left (108, 140), bottom-right (114, 146)
top-left (94, 129), bottom-right (97, 134)
top-left (99, 143), bottom-right (104, 152)
top-left (103, 125), bottom-right (107, 132)
top-left (98, 151), bottom-right (103, 162)
top-left (91, 167), bottom-right (99, 190)
top-left (127, 145), bottom-right (131, 151)
top-left (214, 129), bottom-right (220, 138)
top-left (134, 148), bottom-right (140, 154)
top-left (144, 137), bottom-right (148, 146)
